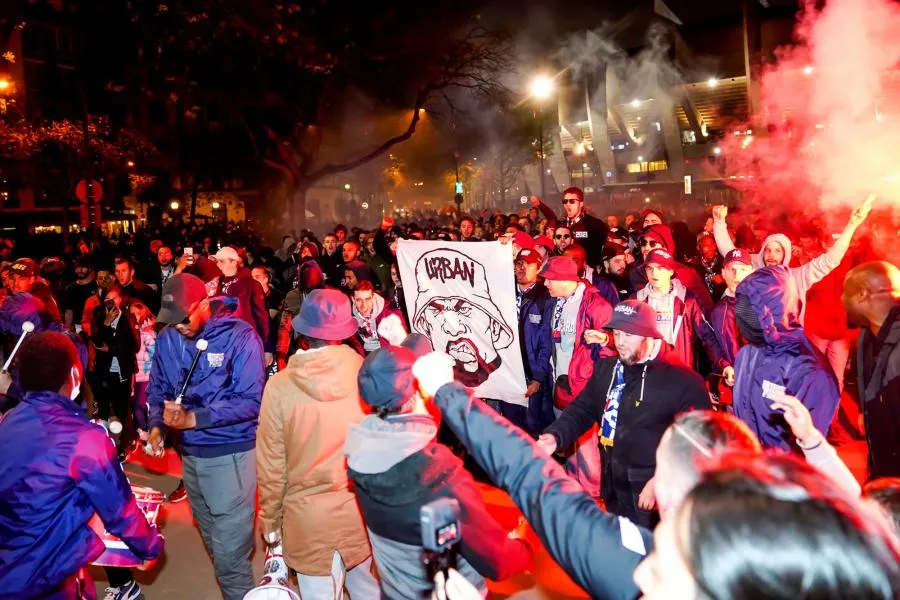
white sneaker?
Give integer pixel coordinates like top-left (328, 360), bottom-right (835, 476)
top-left (103, 580), bottom-right (144, 600)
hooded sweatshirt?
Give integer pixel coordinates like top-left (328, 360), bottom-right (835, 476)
top-left (345, 413), bottom-right (531, 599)
top-left (352, 293), bottom-right (402, 353)
top-left (256, 344), bottom-right (372, 574)
top-left (731, 267), bottom-right (840, 452)
top-left (713, 224), bottom-right (847, 324)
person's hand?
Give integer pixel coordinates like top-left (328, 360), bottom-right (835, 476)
top-left (412, 352), bottom-right (455, 399)
top-left (712, 274), bottom-right (725, 286)
top-left (848, 193), bottom-right (875, 228)
top-left (536, 433), bottom-right (558, 455)
top-left (145, 427), bottom-right (165, 457)
top-left (174, 253), bottom-right (189, 274)
top-left (712, 205), bottom-right (728, 222)
top-left (723, 365), bottom-right (735, 387)
top-left (431, 568), bottom-right (483, 600)
top-left (377, 313), bottom-right (408, 346)
top-left (584, 329), bottom-right (610, 346)
top-left (0, 370), bottom-right (11, 395)
top-left (163, 401), bottom-right (197, 430)
top-left (103, 306), bottom-right (120, 327)
top-left (638, 477), bottom-right (657, 511)
top-left (530, 195), bottom-right (541, 208)
top-left (264, 352), bottom-right (274, 367)
top-left (770, 393), bottom-right (821, 447)
top-left (525, 380), bottom-right (541, 396)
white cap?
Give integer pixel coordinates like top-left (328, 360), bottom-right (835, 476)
top-left (214, 247), bottom-right (240, 262)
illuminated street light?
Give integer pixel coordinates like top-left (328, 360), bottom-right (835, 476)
top-left (529, 75), bottom-right (554, 101)
top-left (631, 99), bottom-right (641, 108)
top-left (707, 78), bottom-right (718, 88)
top-left (637, 156), bottom-right (644, 162)
top-left (212, 201), bottom-right (220, 209)
top-left (126, 160), bottom-right (135, 168)
top-left (713, 147), bottom-right (722, 155)
top-left (0, 79), bottom-right (9, 91)
top-left (344, 183), bottom-right (351, 190)
top-left (170, 201), bottom-right (180, 210)
top-left (530, 74), bottom-right (555, 201)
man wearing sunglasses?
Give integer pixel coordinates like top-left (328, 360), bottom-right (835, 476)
top-left (531, 188), bottom-right (609, 269)
top-left (553, 226), bottom-right (574, 254)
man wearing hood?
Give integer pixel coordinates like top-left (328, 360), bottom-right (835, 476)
top-left (628, 224), bottom-right (714, 311)
top-left (635, 249), bottom-right (732, 380)
top-left (731, 266), bottom-right (840, 452)
top-left (146, 273), bottom-right (265, 600)
top-left (352, 280), bottom-right (403, 354)
top-left (257, 288), bottom-right (378, 598)
top-left (711, 198), bottom-right (871, 324)
top-left (345, 336), bottom-right (532, 599)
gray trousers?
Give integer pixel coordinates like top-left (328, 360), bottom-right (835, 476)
top-left (182, 449), bottom-right (257, 600)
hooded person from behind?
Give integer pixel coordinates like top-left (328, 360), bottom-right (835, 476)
top-left (345, 335), bottom-right (531, 599)
top-left (731, 266), bottom-right (840, 452)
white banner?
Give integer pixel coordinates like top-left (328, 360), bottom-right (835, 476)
top-left (397, 240), bottom-right (528, 405)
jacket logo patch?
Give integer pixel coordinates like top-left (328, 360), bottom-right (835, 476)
top-left (207, 353), bottom-right (225, 368)
top-left (528, 314), bottom-right (542, 324)
top-left (575, 231), bottom-right (588, 239)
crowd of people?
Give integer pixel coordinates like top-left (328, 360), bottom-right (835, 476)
top-left (0, 184), bottom-right (899, 600)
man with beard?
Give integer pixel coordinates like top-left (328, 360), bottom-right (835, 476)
top-left (63, 256), bottom-right (97, 332)
top-left (412, 249), bottom-right (514, 388)
top-left (842, 261), bottom-right (900, 478)
top-left (711, 197), bottom-right (871, 324)
top-left (148, 245), bottom-right (176, 297)
top-left (212, 247), bottom-right (269, 349)
top-left (538, 300), bottom-right (711, 527)
top-left (601, 244), bottom-right (632, 299)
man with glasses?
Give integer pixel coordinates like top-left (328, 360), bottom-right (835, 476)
top-left (146, 273), bottom-right (265, 600)
top-left (532, 188), bottom-right (609, 268)
top-left (553, 226), bottom-right (574, 255)
top-left (630, 224), bottom-right (714, 312)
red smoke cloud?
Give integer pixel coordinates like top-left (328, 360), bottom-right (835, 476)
top-left (719, 0), bottom-right (900, 221)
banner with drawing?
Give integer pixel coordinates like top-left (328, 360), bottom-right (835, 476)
top-left (397, 240), bottom-right (528, 405)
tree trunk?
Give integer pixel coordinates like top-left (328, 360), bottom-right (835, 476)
top-left (189, 176), bottom-right (199, 223)
top-left (291, 183), bottom-right (309, 234)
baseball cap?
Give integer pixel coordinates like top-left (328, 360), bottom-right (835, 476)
top-left (213, 246), bottom-right (240, 262)
top-left (158, 273), bottom-right (209, 324)
top-left (724, 248), bottom-right (752, 267)
top-left (10, 258), bottom-right (36, 278)
top-left (358, 345), bottom-right (419, 411)
top-left (605, 300), bottom-right (663, 339)
top-left (601, 244), bottom-right (626, 262)
top-left (515, 248), bottom-right (542, 266)
top-left (644, 249), bottom-right (676, 271)
top-left (541, 256), bottom-right (580, 282)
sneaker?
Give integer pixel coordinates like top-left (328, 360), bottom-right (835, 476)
top-left (168, 481), bottom-right (188, 503)
top-left (103, 580), bottom-right (144, 600)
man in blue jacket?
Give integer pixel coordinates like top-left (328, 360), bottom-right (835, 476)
top-left (0, 332), bottom-right (164, 599)
top-left (514, 248), bottom-right (555, 435)
top-left (146, 273), bottom-right (265, 600)
top-left (731, 266), bottom-right (840, 451)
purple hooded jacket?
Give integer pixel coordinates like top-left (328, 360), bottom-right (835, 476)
top-left (731, 266), bottom-right (839, 451)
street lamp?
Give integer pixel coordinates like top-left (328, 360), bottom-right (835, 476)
top-left (170, 201), bottom-right (180, 210)
top-left (0, 79), bottom-right (9, 91)
top-left (530, 74), bottom-right (555, 201)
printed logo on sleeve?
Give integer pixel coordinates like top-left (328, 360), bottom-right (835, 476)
top-left (761, 380), bottom-right (786, 401)
top-left (528, 314), bottom-right (542, 324)
top-left (207, 353), bottom-right (225, 368)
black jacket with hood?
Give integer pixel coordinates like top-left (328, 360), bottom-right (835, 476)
top-left (345, 413), bottom-right (530, 599)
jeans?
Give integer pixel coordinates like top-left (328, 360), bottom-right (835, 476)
top-left (132, 381), bottom-right (149, 434)
top-left (295, 551), bottom-right (381, 600)
top-left (807, 333), bottom-right (851, 392)
top-left (553, 407), bottom-right (602, 498)
top-left (182, 449), bottom-right (257, 600)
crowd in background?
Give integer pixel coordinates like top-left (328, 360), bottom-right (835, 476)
top-left (1, 185), bottom-right (900, 600)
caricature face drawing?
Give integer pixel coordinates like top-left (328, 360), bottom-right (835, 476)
top-left (413, 249), bottom-right (513, 387)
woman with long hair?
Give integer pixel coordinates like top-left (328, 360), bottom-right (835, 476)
top-left (128, 300), bottom-right (157, 450)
